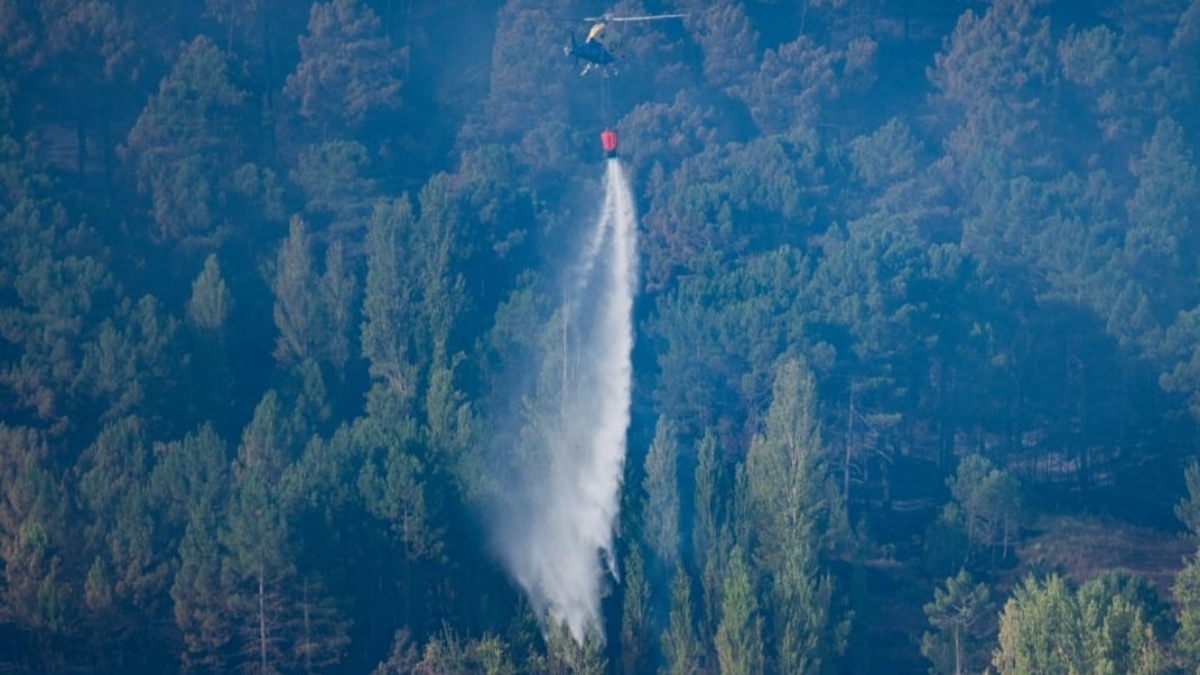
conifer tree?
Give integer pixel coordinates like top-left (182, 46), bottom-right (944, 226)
top-left (123, 35), bottom-right (250, 241)
top-left (921, 568), bottom-right (993, 675)
top-left (188, 254), bottom-right (232, 332)
top-left (620, 546), bottom-right (652, 675)
top-left (714, 547), bottom-right (762, 675)
top-left (743, 359), bottom-right (843, 673)
top-left (273, 217), bottom-right (319, 365)
top-left (661, 565), bottom-right (701, 675)
top-left (284, 0), bottom-right (404, 134)
top-left (643, 416), bottom-right (681, 569)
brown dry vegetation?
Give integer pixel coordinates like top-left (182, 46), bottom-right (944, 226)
top-left (1016, 514), bottom-right (1194, 600)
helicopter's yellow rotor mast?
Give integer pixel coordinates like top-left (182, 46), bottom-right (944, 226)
top-left (586, 20), bottom-right (607, 44)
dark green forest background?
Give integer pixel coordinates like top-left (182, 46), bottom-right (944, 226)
top-left (2, 0), bottom-right (1200, 672)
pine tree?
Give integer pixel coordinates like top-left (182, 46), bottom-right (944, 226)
top-left (188, 254), bottom-right (232, 332)
top-left (361, 197), bottom-right (417, 397)
top-left (643, 416), bottom-right (681, 569)
top-left (743, 359), bottom-right (843, 674)
top-left (172, 504), bottom-right (231, 672)
top-left (284, 0), bottom-right (405, 134)
top-left (660, 565), bottom-right (701, 675)
top-left (620, 546), bottom-right (652, 675)
top-left (273, 217), bottom-right (319, 365)
top-left (714, 547), bottom-right (762, 675)
top-left (123, 35), bottom-right (250, 241)
top-left (921, 568), bottom-right (993, 675)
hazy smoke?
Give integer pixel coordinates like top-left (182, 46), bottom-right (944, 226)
top-left (490, 159), bottom-right (638, 643)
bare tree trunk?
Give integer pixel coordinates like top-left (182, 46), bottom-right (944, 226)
top-left (953, 626), bottom-right (962, 675)
top-left (844, 386), bottom-right (854, 501)
top-left (259, 568), bottom-right (268, 673)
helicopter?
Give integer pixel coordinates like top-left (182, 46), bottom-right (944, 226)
top-left (564, 11), bottom-right (687, 76)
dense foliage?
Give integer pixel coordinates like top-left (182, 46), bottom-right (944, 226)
top-left (1, 0), bottom-right (1199, 672)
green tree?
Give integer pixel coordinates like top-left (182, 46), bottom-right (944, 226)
top-left (318, 240), bottom-right (356, 372)
top-left (74, 294), bottom-right (178, 423)
top-left (686, 2), bottom-right (758, 93)
top-left (76, 416), bottom-right (170, 652)
top-left (188, 253), bottom-right (232, 332)
top-left (660, 565), bottom-right (701, 675)
top-left (620, 546), bottom-right (652, 675)
top-left (284, 0), bottom-right (404, 134)
top-left (35, 0), bottom-right (135, 181)
top-left (738, 34), bottom-right (874, 135)
top-left (149, 424), bottom-right (229, 532)
top-left (0, 192), bottom-right (113, 425)
top-left (993, 574), bottom-right (1084, 674)
top-left (1177, 460), bottom-right (1200, 536)
top-left (122, 35), bottom-right (250, 242)
top-left (355, 414), bottom-right (437, 563)
top-left (743, 359), bottom-right (844, 674)
top-left (993, 573), bottom-right (1164, 675)
top-left (223, 390), bottom-right (298, 674)
top-left (921, 568), bottom-right (993, 675)
top-left (412, 628), bottom-right (516, 674)
top-left (692, 430), bottom-right (730, 649)
top-left (272, 216), bottom-right (355, 371)
top-left (273, 216), bottom-right (320, 365)
top-left (946, 454), bottom-right (1021, 561)
top-left (1175, 554), bottom-right (1200, 670)
top-left (289, 140), bottom-right (377, 234)
top-left (223, 468), bottom-right (293, 674)
top-left (928, 0), bottom-right (1055, 169)
top-left (172, 503), bottom-right (231, 672)
top-left (362, 197), bottom-right (418, 397)
top-left (1077, 572), bottom-right (1164, 675)
top-left (642, 416), bottom-right (681, 569)
top-left (292, 576), bottom-right (352, 673)
top-left (1122, 118), bottom-right (1199, 317)
top-left (0, 424), bottom-right (70, 635)
top-left (543, 619), bottom-right (606, 675)
top-left (714, 547), bottom-right (762, 675)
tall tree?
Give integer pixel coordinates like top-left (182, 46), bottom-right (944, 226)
top-left (945, 454), bottom-right (1021, 562)
top-left (692, 430), bottom-right (729, 650)
top-left (642, 415), bottom-right (681, 569)
top-left (172, 503), bottom-right (230, 672)
top-left (993, 573), bottom-right (1164, 675)
top-left (76, 416), bottom-right (169, 650)
top-left (187, 253), bottom-right (232, 332)
top-left (0, 424), bottom-right (70, 635)
top-left (289, 140), bottom-right (377, 234)
top-left (713, 547), bottom-right (762, 675)
top-left (224, 393), bottom-right (298, 674)
top-left (660, 565), bottom-right (701, 675)
top-left (1176, 460), bottom-right (1200, 536)
top-left (992, 574), bottom-right (1084, 674)
top-left (620, 545), bottom-right (652, 675)
top-left (36, 0), bottom-right (136, 182)
top-left (361, 197), bottom-right (418, 399)
top-left (272, 216), bottom-right (355, 371)
top-left (743, 359), bottom-right (844, 674)
top-left (73, 294), bottom-right (178, 424)
top-left (284, 0), bottom-right (404, 135)
top-left (122, 35), bottom-right (250, 242)
top-left (1174, 554), bottom-right (1200, 670)
top-left (921, 568), bottom-right (993, 675)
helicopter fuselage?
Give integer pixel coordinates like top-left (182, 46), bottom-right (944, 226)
top-left (565, 29), bottom-right (615, 75)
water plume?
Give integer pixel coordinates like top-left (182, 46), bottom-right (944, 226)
top-left (490, 159), bottom-right (638, 643)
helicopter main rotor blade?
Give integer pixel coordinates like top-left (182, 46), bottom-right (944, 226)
top-left (583, 13), bottom-right (687, 22)
top-left (609, 14), bottom-right (688, 22)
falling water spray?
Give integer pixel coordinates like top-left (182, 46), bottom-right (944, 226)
top-left (490, 158), bottom-right (638, 643)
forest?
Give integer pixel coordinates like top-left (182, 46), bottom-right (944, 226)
top-left (1, 0), bottom-right (1200, 672)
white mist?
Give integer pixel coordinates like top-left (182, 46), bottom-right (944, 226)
top-left (495, 159), bottom-right (638, 643)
